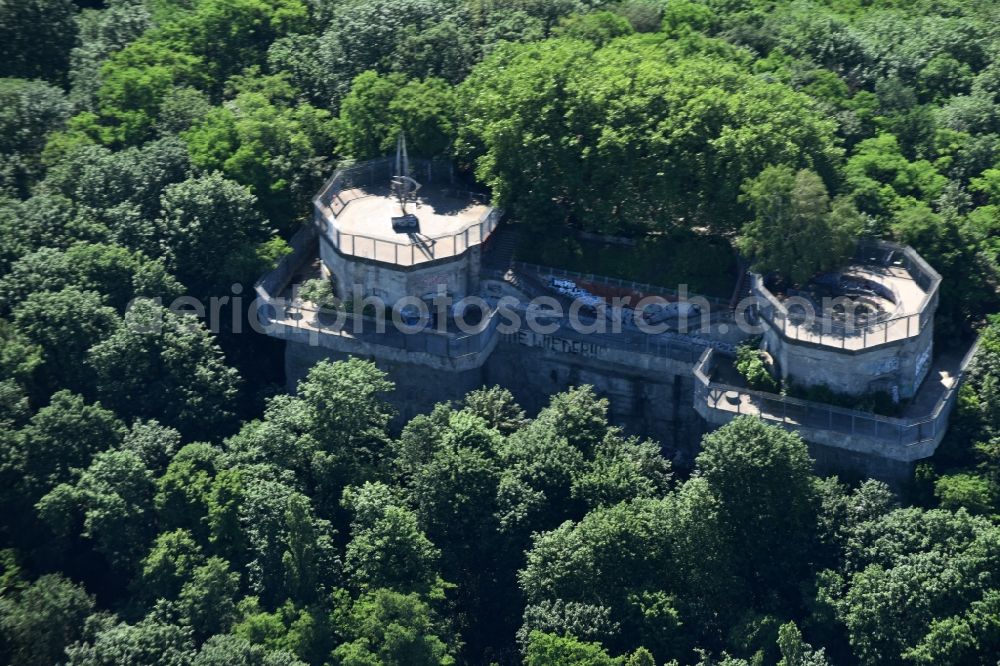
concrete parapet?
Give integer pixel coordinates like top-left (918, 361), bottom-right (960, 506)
top-left (692, 340), bottom-right (978, 464)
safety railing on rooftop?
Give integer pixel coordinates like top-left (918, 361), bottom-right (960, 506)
top-left (312, 157), bottom-right (499, 266)
top-left (254, 222), bottom-right (500, 360)
top-left (693, 338), bottom-right (979, 452)
top-left (751, 239), bottom-right (942, 351)
top-left (256, 299), bottom-right (502, 360)
top-left (323, 207), bottom-right (501, 266)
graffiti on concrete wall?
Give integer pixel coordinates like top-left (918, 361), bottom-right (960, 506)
top-left (506, 330), bottom-right (608, 359)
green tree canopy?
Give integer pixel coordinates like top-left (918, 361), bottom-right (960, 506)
top-left (331, 589), bottom-right (457, 666)
top-left (0, 574), bottom-right (95, 666)
top-left (457, 36), bottom-right (841, 234)
top-left (0, 78), bottom-right (71, 195)
top-left (0, 0), bottom-right (78, 83)
top-left (88, 299), bottom-right (240, 440)
top-left (737, 165), bottom-right (863, 284)
top-left (336, 71), bottom-right (457, 160)
top-left (182, 74), bottom-right (336, 229)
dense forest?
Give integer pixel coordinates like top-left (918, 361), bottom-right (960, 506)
top-left (4, 0), bottom-right (1000, 663)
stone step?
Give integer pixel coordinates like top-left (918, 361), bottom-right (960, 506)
top-left (483, 225), bottom-right (522, 270)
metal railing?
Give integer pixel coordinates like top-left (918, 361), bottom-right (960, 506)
top-left (253, 224), bottom-right (498, 361)
top-left (515, 261), bottom-right (732, 309)
top-left (255, 224), bottom-right (319, 301)
top-left (751, 240), bottom-right (941, 351)
top-left (312, 157), bottom-right (499, 266)
top-left (324, 207), bottom-right (501, 266)
top-left (256, 225), bottom-right (729, 363)
top-left (693, 339), bottom-right (979, 451)
top-left (255, 297), bottom-right (501, 361)
top-left (313, 157), bottom-right (451, 210)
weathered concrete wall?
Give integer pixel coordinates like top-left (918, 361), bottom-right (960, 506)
top-left (266, 313), bottom-right (496, 373)
top-left (762, 317), bottom-right (934, 399)
top-left (320, 235), bottom-right (481, 304)
top-left (285, 331), bottom-right (708, 462)
top-left (484, 341), bottom-right (705, 463)
top-left (283, 324), bottom-right (934, 484)
top-left (806, 440), bottom-right (914, 487)
top-left (286, 341), bottom-right (486, 426)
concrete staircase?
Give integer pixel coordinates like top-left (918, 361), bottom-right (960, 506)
top-left (483, 224), bottom-right (521, 272)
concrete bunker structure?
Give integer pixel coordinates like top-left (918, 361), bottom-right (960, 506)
top-left (256, 159), bottom-right (979, 485)
top-left (753, 240), bottom-right (940, 401)
top-left (313, 157), bottom-right (500, 305)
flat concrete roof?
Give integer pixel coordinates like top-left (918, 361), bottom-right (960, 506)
top-left (332, 185), bottom-right (488, 242)
top-left (840, 263), bottom-right (927, 316)
top-left (754, 244), bottom-right (939, 350)
top-left (316, 184), bottom-right (494, 265)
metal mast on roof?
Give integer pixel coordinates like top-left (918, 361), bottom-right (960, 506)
top-left (391, 132), bottom-right (421, 231)
top-left (395, 131), bottom-right (409, 180)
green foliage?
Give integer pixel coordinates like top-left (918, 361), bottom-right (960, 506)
top-left (336, 71), bottom-right (456, 160)
top-left (177, 557), bottom-right (241, 640)
top-left (342, 482), bottom-right (444, 596)
top-left (155, 172), bottom-right (274, 294)
top-left (298, 278), bottom-right (338, 310)
top-left (331, 589), bottom-right (457, 666)
top-left (524, 630), bottom-right (619, 666)
top-left (88, 37), bottom-right (208, 146)
top-left (37, 449), bottom-right (156, 571)
top-left (552, 11), bottom-right (634, 45)
top-left (777, 621), bottom-right (830, 666)
top-left (155, 443), bottom-right (225, 539)
top-left (3, 0), bottom-right (1000, 663)
top-left (824, 507), bottom-right (1000, 665)
top-left (844, 133), bottom-right (948, 220)
top-left (307, 0), bottom-right (478, 106)
top-left (65, 614), bottom-right (197, 665)
top-left (13, 288), bottom-right (119, 394)
top-left (734, 341), bottom-right (778, 392)
top-left (88, 299), bottom-right (240, 439)
top-left (461, 386), bottom-right (528, 435)
top-left (695, 417), bottom-right (820, 604)
top-left (934, 472), bottom-right (999, 515)
top-left (458, 36), bottom-right (840, 234)
top-left (16, 390), bottom-right (126, 500)
top-left (182, 74), bottom-right (336, 229)
top-left (192, 634), bottom-right (306, 666)
top-left (296, 358), bottom-right (395, 480)
top-left (0, 195), bottom-right (108, 275)
top-left (232, 598), bottom-right (333, 664)
top-left (0, 319), bottom-right (42, 391)
top-left (737, 166), bottom-right (862, 284)
top-left (903, 589), bottom-right (1000, 666)
top-left (0, 0), bottom-right (77, 83)
top-left (38, 136), bottom-right (192, 257)
top-left (0, 574), bottom-right (95, 666)
top-left (0, 242), bottom-right (183, 316)
top-left (139, 529), bottom-right (206, 602)
top-left (0, 78), bottom-right (71, 196)
top-left (62, 0), bottom-right (309, 147)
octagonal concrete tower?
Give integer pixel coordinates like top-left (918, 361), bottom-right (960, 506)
top-left (312, 143), bottom-right (499, 306)
top-left (752, 240), bottom-right (940, 401)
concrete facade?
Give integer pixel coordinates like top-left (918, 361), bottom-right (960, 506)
top-left (284, 331), bottom-right (708, 463)
top-left (761, 317), bottom-right (934, 400)
top-left (253, 160), bottom-right (973, 485)
top-left (753, 241), bottom-right (941, 401)
top-left (320, 234), bottom-right (482, 304)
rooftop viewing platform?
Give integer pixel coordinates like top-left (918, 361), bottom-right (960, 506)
top-left (753, 239), bottom-right (941, 351)
top-left (313, 156), bottom-right (499, 267)
top-left (693, 339), bottom-right (978, 461)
